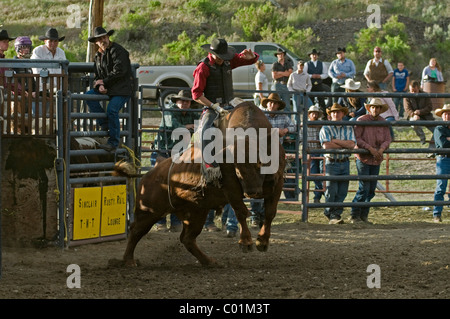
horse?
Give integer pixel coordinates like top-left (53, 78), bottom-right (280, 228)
top-left (113, 101), bottom-right (286, 266)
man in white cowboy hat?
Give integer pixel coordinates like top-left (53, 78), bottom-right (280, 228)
top-left (338, 78), bottom-right (367, 121)
top-left (431, 104), bottom-right (450, 223)
top-left (350, 98), bottom-right (392, 223)
top-left (299, 104), bottom-right (325, 203)
top-left (319, 103), bottom-right (356, 224)
top-left (271, 48), bottom-right (293, 111)
top-left (31, 28), bottom-right (67, 93)
top-left (191, 38), bottom-right (258, 183)
top-left (363, 46), bottom-right (394, 91)
top-left (304, 48), bottom-right (331, 115)
top-left (84, 26), bottom-right (134, 152)
top-left (328, 47), bottom-right (356, 103)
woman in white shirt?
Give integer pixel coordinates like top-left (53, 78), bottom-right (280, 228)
top-left (254, 60), bottom-right (268, 107)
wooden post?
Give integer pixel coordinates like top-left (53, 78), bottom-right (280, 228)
top-left (86, 0), bottom-right (105, 62)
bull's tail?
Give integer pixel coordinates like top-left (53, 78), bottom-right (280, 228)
top-left (112, 160), bottom-right (144, 178)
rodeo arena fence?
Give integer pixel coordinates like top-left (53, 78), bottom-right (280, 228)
top-left (1, 58), bottom-right (450, 278)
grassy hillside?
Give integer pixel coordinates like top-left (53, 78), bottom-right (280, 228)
top-left (1, 0), bottom-right (449, 84)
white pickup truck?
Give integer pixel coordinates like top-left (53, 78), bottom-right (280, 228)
top-left (137, 42), bottom-right (329, 108)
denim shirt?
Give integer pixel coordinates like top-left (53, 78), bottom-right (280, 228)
top-left (328, 58), bottom-right (356, 84)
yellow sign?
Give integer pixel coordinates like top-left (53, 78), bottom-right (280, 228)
top-left (100, 185), bottom-right (127, 237)
top-left (73, 187), bottom-right (102, 240)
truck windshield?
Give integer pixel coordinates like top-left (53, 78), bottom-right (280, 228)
top-left (254, 44), bottom-right (300, 65)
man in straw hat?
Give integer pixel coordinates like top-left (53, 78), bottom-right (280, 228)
top-left (319, 103), bottom-right (356, 224)
top-left (191, 38), bottom-right (258, 184)
top-left (431, 104), bottom-right (450, 223)
top-left (350, 98), bottom-right (392, 224)
top-left (328, 47), bottom-right (356, 103)
top-left (31, 28), bottom-right (67, 94)
top-left (299, 104), bottom-right (325, 203)
top-left (84, 26), bottom-right (134, 152)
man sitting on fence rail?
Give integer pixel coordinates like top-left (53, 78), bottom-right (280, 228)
top-left (85, 26), bottom-right (134, 152)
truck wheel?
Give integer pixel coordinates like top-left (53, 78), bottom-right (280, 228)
top-left (159, 89), bottom-right (179, 109)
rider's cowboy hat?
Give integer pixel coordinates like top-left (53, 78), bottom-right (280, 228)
top-left (170, 90), bottom-right (192, 103)
top-left (0, 30), bottom-right (16, 41)
top-left (435, 104), bottom-right (450, 117)
top-left (340, 78), bottom-right (361, 90)
top-left (39, 28), bottom-right (65, 41)
top-left (88, 27), bottom-right (114, 43)
top-left (364, 98), bottom-right (389, 113)
top-left (326, 103), bottom-right (349, 116)
top-left (201, 38), bottom-right (236, 61)
top-left (261, 93), bottom-right (286, 110)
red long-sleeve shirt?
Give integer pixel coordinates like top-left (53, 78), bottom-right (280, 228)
top-left (191, 52), bottom-right (259, 101)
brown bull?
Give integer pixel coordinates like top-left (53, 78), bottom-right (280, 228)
top-left (115, 101), bottom-right (286, 266)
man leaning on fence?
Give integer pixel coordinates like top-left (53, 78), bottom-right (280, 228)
top-left (319, 103), bottom-right (356, 224)
top-left (85, 27), bottom-right (134, 152)
top-left (351, 98), bottom-right (392, 224)
top-left (431, 104), bottom-right (450, 223)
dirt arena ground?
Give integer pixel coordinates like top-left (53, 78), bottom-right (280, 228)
top-left (0, 207), bottom-right (449, 306)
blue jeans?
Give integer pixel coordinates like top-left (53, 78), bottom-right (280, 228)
top-left (324, 159), bottom-right (350, 219)
top-left (292, 92), bottom-right (313, 123)
top-left (250, 200), bottom-right (264, 224)
top-left (310, 155), bottom-right (324, 201)
top-left (221, 204), bottom-right (238, 232)
top-left (384, 116), bottom-right (395, 139)
top-left (271, 82), bottom-right (291, 112)
top-left (351, 159), bottom-right (380, 219)
top-left (85, 89), bottom-right (130, 147)
top-left (393, 93), bottom-right (405, 118)
top-left (433, 156), bottom-right (450, 217)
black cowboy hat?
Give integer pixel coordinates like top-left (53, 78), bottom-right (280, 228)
top-left (308, 48), bottom-right (320, 56)
top-left (39, 28), bottom-right (65, 41)
top-left (88, 27), bottom-right (115, 43)
top-left (201, 38), bottom-right (236, 61)
top-left (0, 30), bottom-right (16, 41)
top-left (170, 90), bottom-right (193, 103)
top-left (273, 48), bottom-right (286, 57)
top-left (335, 47), bottom-right (346, 54)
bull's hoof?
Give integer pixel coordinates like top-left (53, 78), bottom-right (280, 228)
top-left (239, 242), bottom-right (254, 253)
top-left (255, 239), bottom-right (269, 252)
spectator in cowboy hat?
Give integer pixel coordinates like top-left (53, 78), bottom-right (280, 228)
top-left (261, 93), bottom-right (297, 200)
top-left (319, 103), bottom-right (356, 224)
top-left (304, 48), bottom-right (331, 116)
top-left (351, 98), bottom-right (392, 224)
top-left (431, 104), bottom-right (450, 223)
top-left (0, 29), bottom-right (16, 88)
top-left (84, 26), bottom-right (134, 152)
top-left (299, 104), bottom-right (325, 203)
top-left (338, 78), bottom-right (367, 121)
top-left (328, 47), bottom-right (356, 103)
top-left (271, 47), bottom-right (293, 111)
top-left (31, 28), bottom-right (67, 93)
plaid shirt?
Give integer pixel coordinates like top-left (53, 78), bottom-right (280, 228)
top-left (300, 125), bottom-right (321, 151)
top-left (266, 113), bottom-right (296, 144)
top-left (319, 124), bottom-right (356, 160)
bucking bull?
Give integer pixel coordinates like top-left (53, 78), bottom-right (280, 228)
top-left (113, 101), bottom-right (286, 266)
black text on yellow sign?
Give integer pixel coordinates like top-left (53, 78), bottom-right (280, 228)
top-left (73, 185), bottom-right (127, 240)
